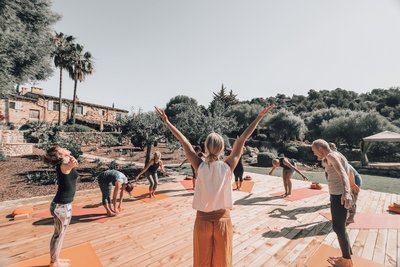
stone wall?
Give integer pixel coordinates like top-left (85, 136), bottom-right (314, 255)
top-left (59, 132), bottom-right (122, 146)
top-left (0, 130), bottom-right (33, 157)
top-left (0, 130), bottom-right (24, 144)
top-left (0, 143), bottom-right (33, 157)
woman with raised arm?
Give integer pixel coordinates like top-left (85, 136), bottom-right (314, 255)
top-left (44, 146), bottom-right (79, 267)
top-left (155, 105), bottom-right (274, 267)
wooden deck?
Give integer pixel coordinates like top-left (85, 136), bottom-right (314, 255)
top-left (0, 172), bottom-right (399, 267)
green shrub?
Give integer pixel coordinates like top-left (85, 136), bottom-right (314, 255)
top-left (0, 150), bottom-right (7, 161)
top-left (368, 142), bottom-right (400, 162)
top-left (40, 136), bottom-right (82, 158)
top-left (26, 171), bottom-right (58, 185)
top-left (282, 145), bottom-right (299, 159)
top-left (60, 124), bottom-right (94, 132)
top-left (256, 134), bottom-right (268, 141)
top-left (20, 121), bottom-right (57, 143)
top-left (108, 160), bottom-right (118, 170)
top-left (296, 145), bottom-right (316, 163)
top-left (257, 152), bottom-right (276, 167)
top-left (222, 134), bottom-right (231, 149)
top-left (94, 158), bottom-right (103, 169)
top-left (102, 134), bottom-right (120, 147)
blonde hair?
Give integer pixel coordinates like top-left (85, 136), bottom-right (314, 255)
top-left (312, 139), bottom-right (330, 150)
top-left (153, 151), bottom-right (161, 160)
top-left (44, 146), bottom-right (63, 166)
top-left (204, 132), bottom-right (224, 162)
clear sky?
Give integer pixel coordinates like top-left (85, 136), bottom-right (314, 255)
top-left (32, 0), bottom-right (400, 112)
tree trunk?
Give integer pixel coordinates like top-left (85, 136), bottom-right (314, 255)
top-left (71, 79), bottom-right (78, 124)
top-left (58, 67), bottom-right (63, 126)
top-left (145, 142), bottom-right (152, 166)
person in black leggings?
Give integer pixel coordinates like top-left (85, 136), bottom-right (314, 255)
top-left (135, 151), bottom-right (167, 198)
top-left (312, 139), bottom-right (360, 267)
top-left (44, 146), bottom-right (79, 267)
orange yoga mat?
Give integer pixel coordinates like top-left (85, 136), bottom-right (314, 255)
top-left (180, 179), bottom-right (194, 192)
top-left (7, 242), bottom-right (102, 267)
top-left (271, 187), bottom-right (327, 201)
top-left (34, 205), bottom-right (110, 223)
top-left (305, 244), bottom-right (384, 267)
top-left (232, 180), bottom-right (255, 193)
top-left (320, 212), bottom-right (400, 229)
top-left (132, 186), bottom-right (169, 202)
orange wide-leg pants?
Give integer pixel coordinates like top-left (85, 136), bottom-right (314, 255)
top-left (193, 209), bottom-right (233, 267)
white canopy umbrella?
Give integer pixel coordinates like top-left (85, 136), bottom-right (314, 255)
top-left (361, 131), bottom-right (400, 166)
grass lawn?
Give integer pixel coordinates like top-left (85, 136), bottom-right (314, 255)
top-left (245, 166), bottom-right (400, 195)
top-left (170, 164), bottom-right (400, 194)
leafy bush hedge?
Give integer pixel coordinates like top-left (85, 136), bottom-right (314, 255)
top-left (40, 136), bottom-right (82, 158)
top-left (26, 171), bottom-right (58, 185)
top-left (257, 152), bottom-right (276, 167)
top-left (101, 134), bottom-right (120, 147)
top-left (60, 124), bottom-right (94, 132)
top-left (0, 150), bottom-right (7, 161)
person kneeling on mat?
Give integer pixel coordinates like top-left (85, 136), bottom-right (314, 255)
top-left (97, 170), bottom-right (134, 216)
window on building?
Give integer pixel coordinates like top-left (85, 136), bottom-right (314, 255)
top-left (9, 102), bottom-right (16, 109)
top-left (98, 109), bottom-right (106, 116)
top-left (29, 109), bottom-right (40, 119)
top-left (76, 105), bottom-right (84, 115)
top-left (116, 113), bottom-right (122, 120)
top-left (53, 102), bottom-right (60, 111)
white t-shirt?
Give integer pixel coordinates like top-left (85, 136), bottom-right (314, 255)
top-left (192, 161), bottom-right (233, 212)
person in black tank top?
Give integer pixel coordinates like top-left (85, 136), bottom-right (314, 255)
top-left (135, 151), bottom-right (168, 198)
top-left (269, 154), bottom-right (308, 197)
top-left (226, 147), bottom-right (245, 190)
top-left (44, 146), bottom-right (79, 267)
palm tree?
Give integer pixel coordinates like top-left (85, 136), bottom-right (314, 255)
top-left (68, 43), bottom-right (94, 124)
top-left (51, 32), bottom-right (75, 126)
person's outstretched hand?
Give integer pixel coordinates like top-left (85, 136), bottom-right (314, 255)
top-left (155, 106), bottom-right (168, 123)
top-left (257, 105), bottom-right (275, 120)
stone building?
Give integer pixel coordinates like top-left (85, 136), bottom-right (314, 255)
top-left (0, 87), bottom-right (128, 128)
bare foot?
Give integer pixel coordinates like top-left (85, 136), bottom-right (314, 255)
top-left (237, 187), bottom-right (241, 191)
top-left (49, 260), bottom-right (71, 267)
top-left (327, 257), bottom-right (353, 267)
top-left (148, 193), bottom-right (152, 198)
top-left (107, 212), bottom-right (116, 217)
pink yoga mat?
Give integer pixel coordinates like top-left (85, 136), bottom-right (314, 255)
top-left (320, 212), bottom-right (400, 229)
top-left (232, 180), bottom-right (255, 193)
top-left (180, 179), bottom-right (194, 192)
top-left (7, 242), bottom-right (102, 267)
top-left (305, 244), bottom-right (384, 267)
top-left (271, 188), bottom-right (327, 201)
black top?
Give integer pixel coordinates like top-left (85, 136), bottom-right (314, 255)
top-left (148, 161), bottom-right (160, 173)
top-left (234, 156), bottom-right (244, 175)
top-left (53, 165), bottom-right (79, 204)
top-left (279, 157), bottom-right (296, 170)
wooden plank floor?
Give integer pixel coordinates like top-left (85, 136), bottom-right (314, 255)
top-left (0, 172), bottom-right (399, 267)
